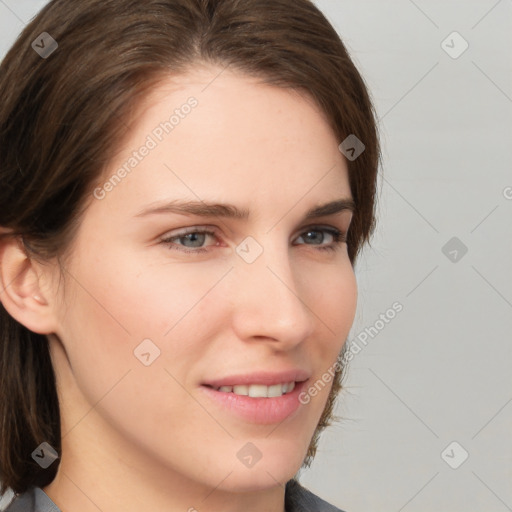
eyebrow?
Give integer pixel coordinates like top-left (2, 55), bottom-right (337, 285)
top-left (134, 197), bottom-right (355, 220)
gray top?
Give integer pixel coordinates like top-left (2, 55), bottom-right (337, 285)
top-left (3, 479), bottom-right (345, 512)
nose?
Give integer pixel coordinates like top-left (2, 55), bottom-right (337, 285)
top-left (228, 238), bottom-right (316, 350)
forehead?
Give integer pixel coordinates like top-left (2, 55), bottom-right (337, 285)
top-left (89, 64), bottom-right (350, 219)
top-left (126, 64), bottom-right (342, 160)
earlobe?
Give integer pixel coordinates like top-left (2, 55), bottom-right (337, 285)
top-left (0, 233), bottom-right (58, 334)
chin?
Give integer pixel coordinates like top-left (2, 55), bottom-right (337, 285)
top-left (219, 467), bottom-right (297, 493)
top-left (211, 437), bottom-right (309, 492)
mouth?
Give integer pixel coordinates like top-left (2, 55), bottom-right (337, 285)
top-left (199, 370), bottom-right (310, 424)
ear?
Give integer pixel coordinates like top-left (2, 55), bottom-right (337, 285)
top-left (0, 231), bottom-right (59, 335)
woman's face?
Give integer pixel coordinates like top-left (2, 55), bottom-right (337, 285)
top-left (45, 64), bottom-right (357, 496)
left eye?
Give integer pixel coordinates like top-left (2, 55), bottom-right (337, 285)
top-left (161, 229), bottom-right (218, 252)
top-left (160, 226), bottom-right (347, 254)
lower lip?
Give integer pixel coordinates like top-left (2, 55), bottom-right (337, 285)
top-left (199, 381), bottom-right (307, 425)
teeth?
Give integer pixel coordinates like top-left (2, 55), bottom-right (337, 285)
top-left (215, 381), bottom-right (296, 397)
top-left (233, 385), bottom-right (249, 396)
top-left (283, 381), bottom-right (296, 393)
top-left (268, 384), bottom-right (283, 397)
top-left (248, 384), bottom-right (268, 398)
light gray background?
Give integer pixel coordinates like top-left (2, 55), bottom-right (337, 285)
top-left (0, 1), bottom-right (511, 511)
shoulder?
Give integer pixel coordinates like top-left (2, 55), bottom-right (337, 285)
top-left (285, 479), bottom-right (347, 512)
top-left (2, 487), bottom-right (60, 512)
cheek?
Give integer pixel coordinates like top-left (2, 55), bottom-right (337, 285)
top-left (55, 255), bottom-right (221, 456)
top-left (304, 261), bottom-right (356, 404)
top-left (311, 259), bottom-right (357, 347)
top-left (58, 249), bottom-right (228, 398)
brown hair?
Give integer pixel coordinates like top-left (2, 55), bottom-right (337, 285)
top-left (0, 0), bottom-right (380, 496)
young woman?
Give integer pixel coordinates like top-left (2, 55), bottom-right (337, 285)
top-left (0, 0), bottom-right (380, 511)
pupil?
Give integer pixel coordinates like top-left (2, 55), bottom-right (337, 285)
top-left (184, 233), bottom-right (205, 247)
top-left (306, 230), bottom-right (322, 244)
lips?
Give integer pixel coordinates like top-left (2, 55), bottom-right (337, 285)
top-left (200, 369), bottom-right (311, 424)
top-left (202, 369), bottom-right (310, 388)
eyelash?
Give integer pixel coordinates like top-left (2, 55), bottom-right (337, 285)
top-left (160, 226), bottom-right (348, 255)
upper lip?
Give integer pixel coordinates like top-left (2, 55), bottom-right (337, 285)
top-left (202, 369), bottom-right (311, 388)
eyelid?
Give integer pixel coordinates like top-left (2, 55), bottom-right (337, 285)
top-left (159, 222), bottom-right (349, 242)
top-left (159, 223), bottom-right (349, 255)
top-left (159, 225), bottom-right (221, 243)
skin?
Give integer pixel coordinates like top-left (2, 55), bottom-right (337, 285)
top-left (0, 63), bottom-right (357, 512)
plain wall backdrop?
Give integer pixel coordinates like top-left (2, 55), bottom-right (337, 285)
top-left (0, 1), bottom-right (511, 511)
